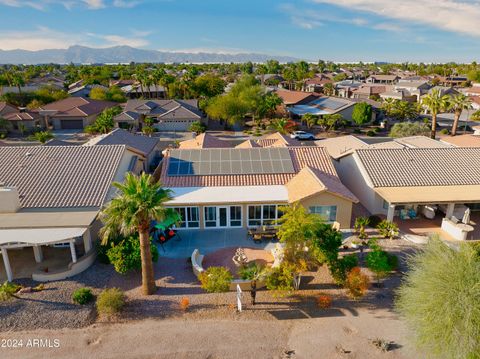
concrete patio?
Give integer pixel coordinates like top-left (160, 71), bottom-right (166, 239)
top-left (158, 228), bottom-right (278, 258)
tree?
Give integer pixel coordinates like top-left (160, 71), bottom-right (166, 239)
top-left (365, 245), bottom-right (397, 285)
top-left (422, 89), bottom-right (450, 139)
top-left (389, 121), bottom-right (430, 138)
top-left (354, 216), bottom-right (370, 240)
top-left (396, 239), bottom-right (480, 359)
top-left (303, 113), bottom-right (318, 129)
top-left (0, 118), bottom-right (12, 136)
top-left (268, 118), bottom-right (296, 134)
top-left (193, 74), bottom-right (225, 99)
top-left (89, 87), bottom-right (108, 100)
top-left (262, 92), bottom-right (282, 119)
top-left (322, 82), bottom-right (335, 96)
top-left (391, 100), bottom-right (419, 121)
top-left (85, 106), bottom-right (121, 134)
top-left (319, 114), bottom-right (344, 132)
top-left (381, 98), bottom-right (396, 118)
top-left (351, 102), bottom-right (372, 126)
top-left (449, 93), bottom-right (472, 136)
top-left (29, 131), bottom-right (53, 144)
top-left (188, 121), bottom-right (206, 134)
top-left (100, 173), bottom-right (179, 295)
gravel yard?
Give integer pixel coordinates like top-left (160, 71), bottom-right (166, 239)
top-left (0, 238), bottom-right (419, 338)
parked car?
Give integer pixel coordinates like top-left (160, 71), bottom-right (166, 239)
top-left (290, 131), bottom-right (315, 140)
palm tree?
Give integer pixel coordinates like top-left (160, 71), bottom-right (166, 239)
top-left (449, 94), bottom-right (472, 136)
top-left (381, 98), bottom-right (396, 118)
top-left (268, 118), bottom-right (295, 134)
top-left (29, 131), bottom-right (53, 144)
top-left (303, 113), bottom-right (318, 129)
top-left (100, 173), bottom-right (178, 295)
top-left (422, 89), bottom-right (450, 139)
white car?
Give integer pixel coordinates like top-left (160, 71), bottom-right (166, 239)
top-left (290, 131), bottom-right (315, 140)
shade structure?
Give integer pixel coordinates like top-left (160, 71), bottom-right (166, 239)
top-left (0, 227), bottom-right (87, 246)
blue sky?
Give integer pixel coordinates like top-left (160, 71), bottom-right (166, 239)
top-left (1, 0), bottom-right (480, 62)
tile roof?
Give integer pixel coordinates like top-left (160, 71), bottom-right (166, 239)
top-left (235, 140), bottom-right (261, 148)
top-left (275, 90), bottom-right (319, 105)
top-left (123, 99), bottom-right (202, 119)
top-left (40, 97), bottom-right (117, 118)
top-left (394, 136), bottom-right (451, 148)
top-left (160, 146), bottom-right (338, 188)
top-left (0, 145), bottom-right (126, 208)
top-left (3, 111), bottom-right (40, 121)
top-left (355, 148), bottom-right (480, 187)
top-left (0, 102), bottom-right (17, 115)
top-left (256, 132), bottom-right (301, 147)
top-left (85, 128), bottom-right (158, 156)
top-left (179, 133), bottom-right (232, 149)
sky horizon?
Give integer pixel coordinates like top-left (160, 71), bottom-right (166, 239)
top-left (0, 0), bottom-right (479, 63)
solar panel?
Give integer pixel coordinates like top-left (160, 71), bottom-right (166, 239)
top-left (167, 148), bottom-right (295, 176)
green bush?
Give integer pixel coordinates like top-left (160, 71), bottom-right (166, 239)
top-left (396, 239), bottom-right (480, 358)
top-left (366, 130), bottom-right (376, 137)
top-left (440, 128), bottom-right (449, 135)
top-left (265, 262), bottom-right (296, 292)
top-left (329, 254), bottom-right (359, 285)
top-left (238, 262), bottom-right (263, 280)
top-left (106, 235), bottom-right (158, 274)
top-left (188, 121), bottom-right (207, 134)
top-left (0, 281), bottom-right (21, 302)
top-left (373, 127), bottom-right (382, 133)
top-left (366, 248), bottom-right (397, 284)
top-left (312, 223), bottom-right (343, 264)
top-left (96, 288), bottom-right (125, 316)
top-left (72, 287), bottom-right (94, 305)
top-left (199, 266), bottom-right (233, 293)
top-left (377, 220), bottom-right (399, 240)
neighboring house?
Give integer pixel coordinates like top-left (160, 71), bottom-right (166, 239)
top-left (0, 145), bottom-right (139, 282)
top-left (440, 133), bottom-right (480, 147)
top-left (179, 133), bottom-right (233, 149)
top-left (380, 80), bottom-right (431, 102)
top-left (158, 146), bottom-right (358, 230)
top-left (437, 76), bottom-right (468, 87)
top-left (334, 80), bottom-right (363, 98)
top-left (3, 110), bottom-right (41, 132)
top-left (68, 84), bottom-right (108, 97)
top-left (426, 86), bottom-right (459, 97)
top-left (460, 83), bottom-right (480, 97)
top-left (304, 75), bottom-right (333, 93)
top-left (351, 84), bottom-right (389, 100)
top-left (121, 84), bottom-right (166, 99)
top-left (0, 102), bottom-right (17, 117)
top-left (333, 147), bottom-right (480, 240)
top-left (275, 89), bottom-right (319, 106)
top-left (83, 128), bottom-right (161, 172)
top-left (114, 99), bottom-right (204, 131)
top-left (366, 75), bottom-right (399, 84)
top-left (38, 97), bottom-right (117, 130)
top-left (288, 96), bottom-right (369, 122)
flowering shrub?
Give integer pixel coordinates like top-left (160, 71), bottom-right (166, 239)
top-left (317, 294), bottom-right (333, 309)
top-left (345, 267), bottom-right (369, 299)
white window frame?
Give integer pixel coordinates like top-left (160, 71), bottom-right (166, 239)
top-left (171, 206), bottom-right (200, 229)
top-left (204, 206), bottom-right (217, 228)
top-left (229, 206), bottom-right (242, 227)
top-left (247, 204), bottom-right (284, 227)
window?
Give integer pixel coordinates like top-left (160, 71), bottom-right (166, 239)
top-left (248, 204), bottom-right (284, 227)
top-left (383, 200), bottom-right (389, 210)
top-left (309, 206), bottom-right (337, 222)
top-left (204, 207), bottom-right (217, 227)
top-left (248, 206), bottom-right (262, 226)
top-left (230, 206), bottom-right (242, 227)
top-left (172, 207), bottom-right (199, 228)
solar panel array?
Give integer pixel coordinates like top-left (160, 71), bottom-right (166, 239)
top-left (313, 97), bottom-right (348, 110)
top-left (167, 148), bottom-right (295, 176)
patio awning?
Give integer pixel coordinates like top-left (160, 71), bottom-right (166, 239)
top-left (0, 227), bottom-right (87, 246)
top-left (166, 186), bottom-right (289, 205)
top-left (375, 185), bottom-right (480, 204)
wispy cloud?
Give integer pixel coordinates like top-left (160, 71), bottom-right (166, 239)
top-left (0, 26), bottom-right (151, 50)
top-left (0, 0), bottom-right (143, 10)
top-left (312, 0), bottom-right (480, 37)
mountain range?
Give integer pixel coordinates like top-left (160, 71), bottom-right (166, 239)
top-left (0, 45), bottom-right (300, 65)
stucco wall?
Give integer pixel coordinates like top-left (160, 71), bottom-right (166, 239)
top-left (299, 191), bottom-right (353, 229)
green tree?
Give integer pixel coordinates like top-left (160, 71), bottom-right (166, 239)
top-left (262, 92), bottom-right (282, 119)
top-left (188, 121), bottom-right (206, 134)
top-left (376, 220), bottom-right (399, 240)
top-left (396, 239), bottom-right (480, 359)
top-left (268, 118), bottom-right (295, 134)
top-left (29, 131), bottom-right (53, 144)
top-left (319, 114), bottom-right (344, 132)
top-left (422, 89), bottom-right (450, 139)
top-left (351, 102), bottom-right (372, 126)
top-left (303, 113), bottom-right (318, 129)
top-left (89, 87), bottom-right (108, 100)
top-left (86, 106), bottom-right (121, 134)
top-left (193, 74), bottom-right (225, 98)
top-left (389, 121), bottom-right (430, 138)
top-left (354, 216), bottom-right (370, 239)
top-left (365, 246), bottom-right (397, 284)
top-left (322, 82), bottom-right (335, 96)
top-left (100, 173), bottom-right (179, 295)
top-left (449, 93), bottom-right (472, 136)
top-left (106, 235), bottom-right (159, 274)
top-left (0, 118), bottom-right (12, 136)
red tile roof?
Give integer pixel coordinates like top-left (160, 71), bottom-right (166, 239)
top-left (275, 90), bottom-right (319, 105)
top-left (160, 146), bottom-right (338, 187)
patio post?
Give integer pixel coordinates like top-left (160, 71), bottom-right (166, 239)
top-left (33, 245), bottom-right (43, 263)
top-left (69, 241), bottom-right (77, 263)
top-left (445, 203), bottom-right (455, 219)
top-left (387, 204), bottom-right (396, 222)
top-left (1, 247), bottom-right (13, 282)
top-left (83, 230), bottom-right (92, 253)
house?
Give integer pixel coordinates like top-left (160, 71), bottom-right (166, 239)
top-left (3, 110), bottom-right (41, 132)
top-left (115, 99), bottom-right (204, 131)
top-left (351, 84), bottom-right (389, 100)
top-left (460, 83), bottom-right (480, 97)
top-left (426, 86), bottom-right (459, 97)
top-left (121, 84), bottom-right (166, 99)
top-left (158, 146), bottom-right (358, 230)
top-left (0, 145), bottom-right (139, 282)
top-left (437, 76), bottom-right (468, 87)
top-left (333, 147), bottom-right (480, 240)
top-left (83, 128), bottom-right (161, 172)
top-left (179, 133), bottom-right (233, 149)
top-left (68, 84), bottom-right (108, 97)
top-left (334, 80), bottom-right (363, 98)
top-left (0, 102), bottom-right (17, 117)
top-left (288, 96), bottom-right (369, 123)
top-left (38, 97), bottom-right (117, 130)
top-left (366, 75), bottom-right (399, 84)
top-left (275, 89), bottom-right (319, 106)
top-left (304, 75), bottom-right (333, 93)
top-left (380, 81), bottom-right (431, 102)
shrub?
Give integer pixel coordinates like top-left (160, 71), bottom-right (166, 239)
top-left (373, 126), bottom-right (382, 133)
top-left (366, 249), bottom-right (397, 284)
top-left (352, 128), bottom-right (362, 134)
top-left (199, 266), bottom-right (233, 293)
top-left (366, 130), bottom-right (376, 137)
top-left (311, 223), bottom-right (343, 264)
top-left (0, 281), bottom-right (21, 302)
top-left (106, 235), bottom-right (158, 274)
top-left (329, 254), bottom-right (359, 285)
top-left (238, 262), bottom-right (263, 280)
top-left (179, 297), bottom-right (190, 311)
top-left (96, 288), bottom-right (125, 316)
top-left (265, 262), bottom-right (296, 292)
top-left (390, 121), bottom-right (430, 138)
top-left (368, 215), bottom-right (382, 228)
top-left (371, 338), bottom-right (394, 352)
top-left (345, 267), bottom-right (369, 299)
top-left (440, 128), bottom-right (449, 135)
top-left (317, 294), bottom-right (333, 309)
top-left (188, 121), bottom-right (207, 134)
top-left (377, 220), bottom-right (399, 240)
top-left (72, 287), bottom-right (94, 305)
top-left (354, 217), bottom-right (370, 239)
top-left (396, 239), bottom-right (480, 358)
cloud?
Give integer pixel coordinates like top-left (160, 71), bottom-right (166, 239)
top-left (0, 0), bottom-right (142, 10)
top-left (0, 27), bottom-right (150, 50)
top-left (113, 0), bottom-right (141, 8)
top-left (312, 0), bottom-right (480, 37)
top-left (0, 0), bottom-right (46, 10)
top-left (83, 0), bottom-right (104, 9)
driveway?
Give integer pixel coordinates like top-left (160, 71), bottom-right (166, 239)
top-left (158, 228), bottom-right (277, 258)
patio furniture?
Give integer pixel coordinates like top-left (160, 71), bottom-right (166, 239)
top-left (252, 227), bottom-right (278, 242)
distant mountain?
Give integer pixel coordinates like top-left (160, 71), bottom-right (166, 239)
top-left (0, 45), bottom-right (301, 64)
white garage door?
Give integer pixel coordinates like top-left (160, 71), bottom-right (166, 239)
top-left (155, 119), bottom-right (194, 131)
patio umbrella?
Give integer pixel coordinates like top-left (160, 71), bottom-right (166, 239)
top-left (462, 208), bottom-right (471, 224)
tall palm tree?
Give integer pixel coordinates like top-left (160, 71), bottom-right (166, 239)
top-left (421, 89), bottom-right (450, 139)
top-left (449, 93), bottom-right (472, 136)
top-left (100, 173), bottom-right (178, 295)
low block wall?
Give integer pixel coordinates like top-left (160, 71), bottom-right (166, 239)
top-left (32, 249), bottom-right (96, 282)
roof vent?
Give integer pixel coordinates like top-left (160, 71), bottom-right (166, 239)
top-left (25, 152), bottom-right (32, 157)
